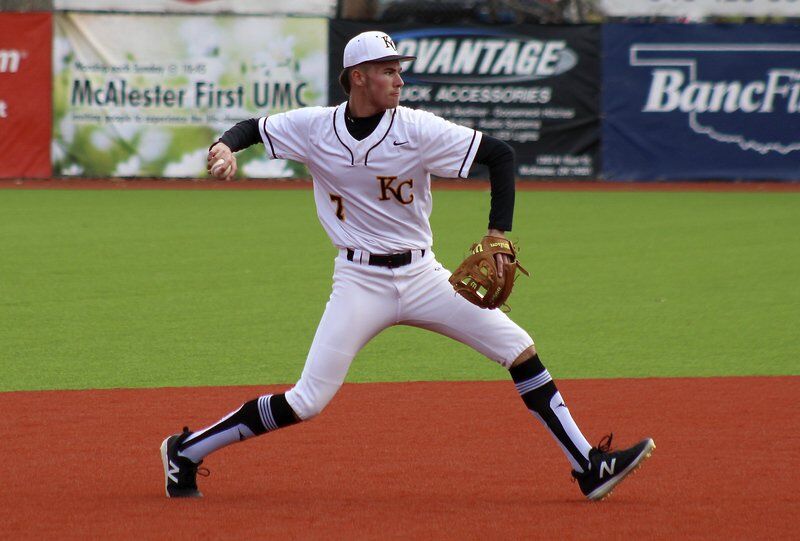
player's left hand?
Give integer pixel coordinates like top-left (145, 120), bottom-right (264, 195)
top-left (449, 232), bottom-right (529, 310)
top-left (488, 229), bottom-right (512, 279)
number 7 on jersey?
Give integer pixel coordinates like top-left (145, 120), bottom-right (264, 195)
top-left (330, 194), bottom-right (346, 221)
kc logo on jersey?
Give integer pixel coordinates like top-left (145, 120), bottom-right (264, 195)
top-left (377, 176), bottom-right (414, 204)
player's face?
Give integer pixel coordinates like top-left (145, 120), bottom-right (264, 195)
top-left (363, 61), bottom-right (404, 110)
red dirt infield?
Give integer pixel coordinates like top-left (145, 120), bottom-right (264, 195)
top-left (0, 376), bottom-right (796, 540)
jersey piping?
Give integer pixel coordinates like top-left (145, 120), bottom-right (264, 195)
top-left (332, 106), bottom-right (355, 166)
top-left (364, 108), bottom-right (397, 166)
top-left (458, 130), bottom-right (478, 179)
top-left (332, 105), bottom-right (399, 167)
top-left (258, 117), bottom-right (278, 159)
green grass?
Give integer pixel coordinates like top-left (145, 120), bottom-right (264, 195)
top-left (1, 189), bottom-right (798, 391)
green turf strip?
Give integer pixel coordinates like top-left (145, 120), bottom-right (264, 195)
top-left (1, 189), bottom-right (797, 391)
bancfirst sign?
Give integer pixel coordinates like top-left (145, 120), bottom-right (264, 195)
top-left (644, 67), bottom-right (800, 115)
top-left (631, 43), bottom-right (800, 155)
top-left (602, 24), bottom-right (800, 180)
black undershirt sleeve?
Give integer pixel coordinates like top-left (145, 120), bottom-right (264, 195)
top-left (473, 134), bottom-right (515, 232)
top-left (215, 118), bottom-right (261, 152)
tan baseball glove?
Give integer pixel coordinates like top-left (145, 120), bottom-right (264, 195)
top-left (448, 236), bottom-right (529, 310)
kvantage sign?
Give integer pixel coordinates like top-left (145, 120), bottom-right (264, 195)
top-left (393, 28), bottom-right (578, 84)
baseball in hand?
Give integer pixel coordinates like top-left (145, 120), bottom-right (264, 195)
top-left (211, 158), bottom-right (233, 178)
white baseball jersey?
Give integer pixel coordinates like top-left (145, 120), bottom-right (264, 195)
top-left (257, 103), bottom-right (482, 253)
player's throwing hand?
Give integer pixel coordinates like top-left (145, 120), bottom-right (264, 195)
top-left (207, 142), bottom-right (237, 180)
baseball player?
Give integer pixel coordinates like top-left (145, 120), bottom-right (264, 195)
top-left (161, 31), bottom-right (654, 501)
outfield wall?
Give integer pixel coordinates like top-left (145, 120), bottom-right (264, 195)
top-left (1, 10), bottom-right (798, 181)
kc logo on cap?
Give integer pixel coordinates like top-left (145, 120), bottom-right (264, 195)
top-left (379, 34), bottom-right (397, 51)
top-left (343, 30), bottom-right (416, 69)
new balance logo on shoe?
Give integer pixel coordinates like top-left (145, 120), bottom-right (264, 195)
top-left (161, 427), bottom-right (207, 498)
top-left (167, 460), bottom-right (180, 483)
top-left (598, 458), bottom-right (616, 479)
top-left (572, 436), bottom-right (655, 501)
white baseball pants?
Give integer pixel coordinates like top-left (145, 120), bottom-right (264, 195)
top-left (285, 249), bottom-right (534, 420)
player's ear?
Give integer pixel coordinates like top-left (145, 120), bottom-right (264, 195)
top-left (351, 66), bottom-right (367, 88)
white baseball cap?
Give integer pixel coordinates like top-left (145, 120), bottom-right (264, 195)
top-left (343, 30), bottom-right (416, 69)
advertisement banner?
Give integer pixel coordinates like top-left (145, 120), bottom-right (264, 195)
top-left (0, 13), bottom-right (52, 179)
top-left (54, 0), bottom-right (334, 16)
top-left (601, 0), bottom-right (800, 18)
top-left (330, 21), bottom-right (600, 179)
top-left (53, 14), bottom-right (327, 178)
top-left (602, 24), bottom-right (800, 181)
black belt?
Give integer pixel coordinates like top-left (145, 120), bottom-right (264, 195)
top-left (346, 249), bottom-right (425, 268)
